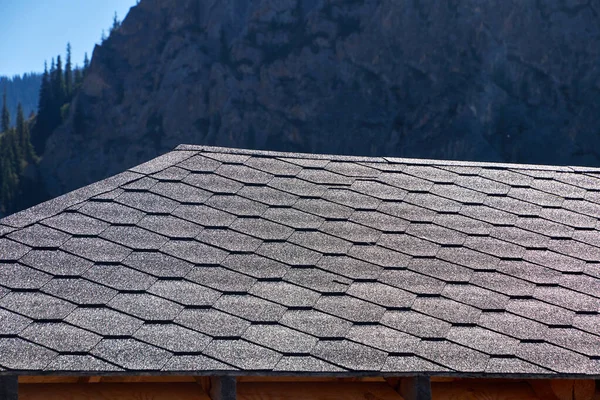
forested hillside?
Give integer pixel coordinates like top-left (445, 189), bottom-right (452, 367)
top-left (0, 44), bottom-right (90, 216)
top-left (0, 73), bottom-right (42, 124)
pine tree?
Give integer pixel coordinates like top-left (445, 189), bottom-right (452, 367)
top-left (1, 89), bottom-right (10, 133)
top-left (65, 43), bottom-right (73, 97)
top-left (111, 12), bottom-right (121, 34)
top-left (74, 65), bottom-right (83, 88)
top-left (83, 53), bottom-right (90, 75)
top-left (53, 55), bottom-right (66, 107)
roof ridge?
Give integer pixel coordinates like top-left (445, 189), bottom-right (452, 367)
top-left (174, 144), bottom-right (600, 173)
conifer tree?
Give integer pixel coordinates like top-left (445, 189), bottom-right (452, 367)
top-left (65, 43), bottom-right (73, 97)
top-left (53, 55), bottom-right (66, 106)
top-left (83, 53), bottom-right (90, 75)
top-left (74, 65), bottom-right (83, 88)
top-left (111, 12), bottom-right (121, 34)
top-left (1, 89), bottom-right (10, 133)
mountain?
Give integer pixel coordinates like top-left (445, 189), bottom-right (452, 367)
top-left (0, 73), bottom-right (42, 122)
top-left (39, 0), bottom-right (600, 197)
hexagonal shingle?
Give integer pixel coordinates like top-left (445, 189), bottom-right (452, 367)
top-left (175, 309), bottom-right (250, 338)
top-left (0, 263), bottom-right (51, 289)
top-left (243, 324), bottom-right (318, 354)
top-left (8, 224), bottom-right (71, 248)
top-left (20, 322), bottom-right (102, 352)
top-left (203, 339), bottom-right (281, 370)
top-left (60, 237), bottom-right (131, 263)
top-left (160, 240), bottom-right (229, 265)
top-left (99, 225), bottom-right (168, 250)
top-left (0, 238), bottom-right (31, 261)
top-left (108, 293), bottom-right (183, 321)
top-left (134, 323), bottom-right (211, 353)
top-left (0, 292), bottom-right (75, 320)
top-left (65, 308), bottom-right (143, 336)
top-left (311, 340), bottom-right (387, 371)
top-left (91, 339), bottom-right (171, 370)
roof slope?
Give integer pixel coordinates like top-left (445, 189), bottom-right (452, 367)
top-left (1, 145), bottom-right (599, 377)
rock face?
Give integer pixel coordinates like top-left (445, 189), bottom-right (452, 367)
top-left (41, 0), bottom-right (600, 196)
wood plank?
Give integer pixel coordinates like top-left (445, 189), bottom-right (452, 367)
top-left (19, 376), bottom-right (80, 384)
top-left (19, 382), bottom-right (211, 400)
top-left (236, 377), bottom-right (385, 383)
top-left (432, 381), bottom-right (541, 400)
top-left (99, 376), bottom-right (197, 383)
top-left (238, 382), bottom-right (405, 400)
top-left (529, 380), bottom-right (596, 400)
top-left (400, 377), bottom-right (431, 400)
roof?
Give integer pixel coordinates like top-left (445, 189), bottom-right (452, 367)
top-left (0, 145), bottom-right (599, 377)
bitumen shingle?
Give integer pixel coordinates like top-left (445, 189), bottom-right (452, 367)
top-left (0, 145), bottom-right (599, 377)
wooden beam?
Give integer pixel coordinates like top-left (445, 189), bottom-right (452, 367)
top-left (18, 382), bottom-right (211, 400)
top-left (529, 379), bottom-right (596, 400)
top-left (0, 376), bottom-right (18, 400)
top-left (433, 380), bottom-right (539, 400)
top-left (237, 382), bottom-right (404, 400)
top-left (400, 377), bottom-right (432, 400)
top-left (210, 376), bottom-right (236, 400)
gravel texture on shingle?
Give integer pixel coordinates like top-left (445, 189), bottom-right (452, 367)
top-left (1, 145), bottom-right (599, 377)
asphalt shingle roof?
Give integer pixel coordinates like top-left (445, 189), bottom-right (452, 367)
top-left (0, 145), bottom-right (599, 377)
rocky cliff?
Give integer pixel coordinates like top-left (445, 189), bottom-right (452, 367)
top-left (41, 0), bottom-right (600, 196)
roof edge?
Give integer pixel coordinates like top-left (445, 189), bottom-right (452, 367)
top-left (174, 145), bottom-right (600, 173)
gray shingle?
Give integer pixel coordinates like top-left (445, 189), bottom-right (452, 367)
top-left (293, 198), bottom-right (353, 220)
top-left (83, 264), bottom-right (157, 291)
top-left (8, 224), bottom-right (71, 248)
top-left (91, 339), bottom-right (171, 370)
top-left (4, 146), bottom-right (600, 377)
top-left (243, 325), bottom-right (318, 354)
top-left (0, 338), bottom-right (57, 370)
top-left (0, 238), bottom-right (31, 260)
top-left (150, 181), bottom-right (212, 203)
top-left (42, 278), bottom-right (117, 305)
top-left (0, 263), bottom-right (52, 289)
top-left (65, 307), bottom-right (143, 336)
top-left (213, 295), bottom-right (286, 322)
top-left (229, 217), bottom-right (294, 241)
top-left (60, 237), bottom-right (132, 263)
top-left (311, 340), bottom-right (387, 371)
top-left (148, 279), bottom-right (220, 307)
top-left (347, 282), bottom-right (415, 309)
top-left (203, 339), bottom-right (281, 370)
top-left (160, 240), bottom-right (229, 265)
top-left (349, 245), bottom-right (411, 268)
top-left (42, 212), bottom-right (110, 236)
top-left (0, 308), bottom-right (32, 335)
top-left (122, 251), bottom-right (194, 278)
top-left (416, 340), bottom-right (489, 372)
top-left (262, 207), bottom-right (324, 230)
top-left (115, 191), bottom-right (179, 214)
top-left (249, 281), bottom-right (320, 308)
top-left (184, 173), bottom-right (243, 194)
top-left (315, 295), bottom-right (386, 323)
top-left (516, 342), bottom-right (599, 374)
top-left (215, 164), bottom-right (274, 185)
top-left (100, 225), bottom-right (168, 250)
top-left (0, 292), bottom-right (75, 320)
top-left (347, 325), bottom-right (420, 353)
top-left (349, 211), bottom-right (409, 233)
top-left (222, 254), bottom-right (289, 279)
top-left (237, 185), bottom-right (298, 207)
top-left (137, 215), bottom-right (203, 239)
top-left (173, 204), bottom-right (236, 227)
top-left (380, 310), bottom-right (450, 339)
top-left (197, 228), bottom-right (262, 253)
top-left (205, 195), bottom-right (268, 217)
top-left (79, 201), bottom-right (145, 224)
top-left (280, 310), bottom-right (352, 338)
top-left (108, 293), bottom-right (183, 321)
top-left (350, 180), bottom-right (408, 201)
top-left (446, 326), bottom-right (519, 356)
top-left (20, 322), bottom-right (102, 352)
top-left (175, 309), bottom-right (250, 338)
top-left (288, 231), bottom-right (352, 255)
top-left (134, 323), bottom-right (211, 353)
top-left (186, 266), bottom-right (256, 293)
top-left (317, 256), bottom-right (383, 280)
top-left (257, 242), bottom-right (321, 266)
top-left (323, 189), bottom-right (380, 210)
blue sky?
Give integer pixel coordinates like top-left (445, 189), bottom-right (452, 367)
top-left (0, 0), bottom-right (139, 77)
